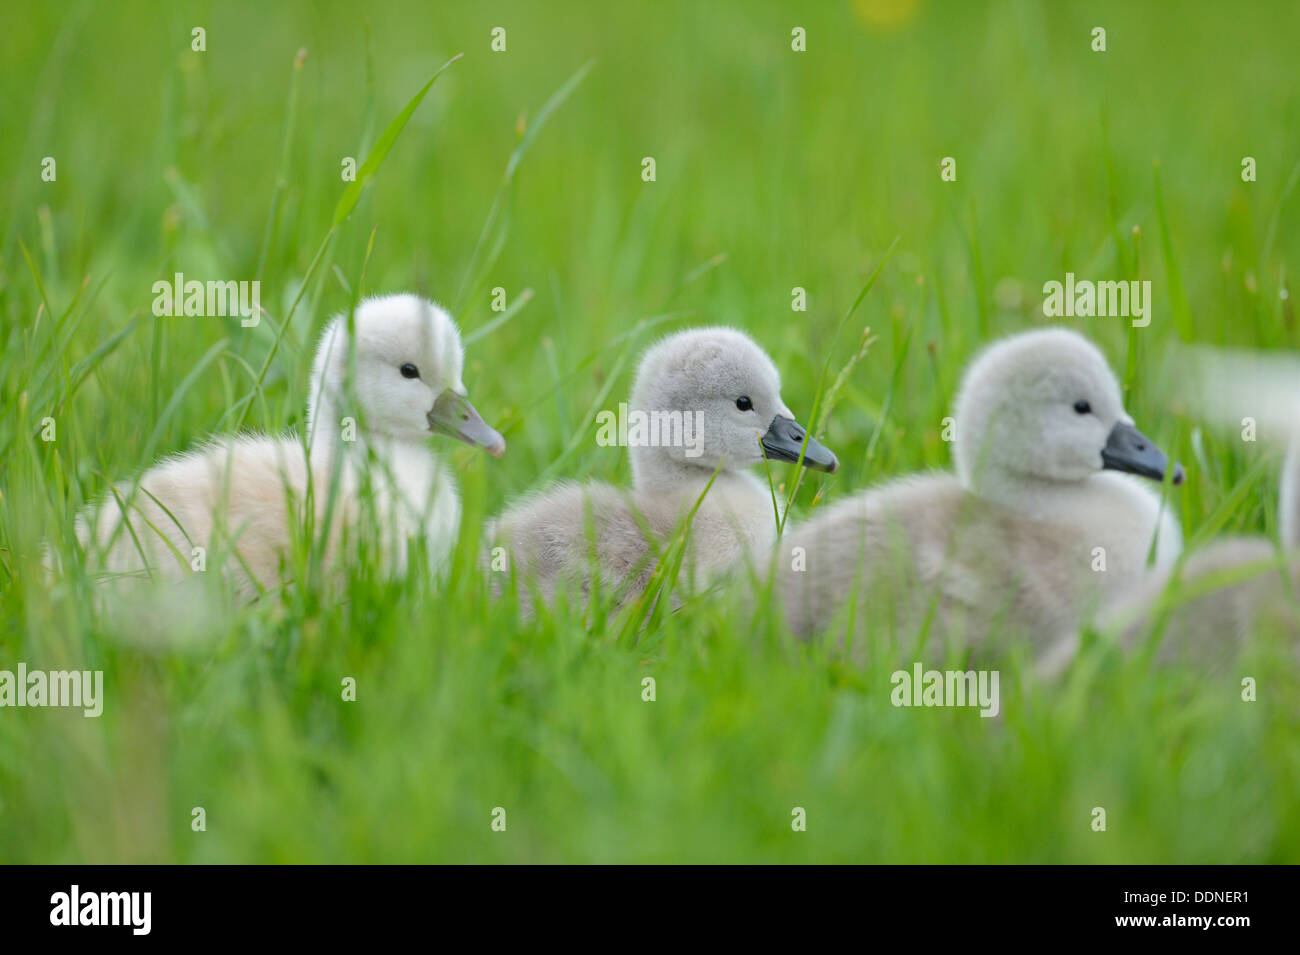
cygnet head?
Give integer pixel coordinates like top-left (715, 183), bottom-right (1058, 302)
top-left (626, 326), bottom-right (837, 485)
top-left (953, 328), bottom-right (1183, 493)
top-left (307, 293), bottom-right (505, 456)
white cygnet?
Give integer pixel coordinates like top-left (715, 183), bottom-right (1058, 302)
top-left (779, 327), bottom-right (1184, 657)
top-left (488, 326), bottom-right (837, 614)
top-left (75, 293), bottom-right (505, 597)
top-left (1040, 434), bottom-right (1300, 678)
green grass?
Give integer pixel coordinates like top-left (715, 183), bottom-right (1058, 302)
top-left (2, 0), bottom-right (1299, 862)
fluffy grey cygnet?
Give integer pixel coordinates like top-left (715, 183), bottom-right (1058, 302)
top-left (778, 327), bottom-right (1183, 659)
top-left (488, 326), bottom-right (837, 615)
top-left (75, 294), bottom-right (504, 597)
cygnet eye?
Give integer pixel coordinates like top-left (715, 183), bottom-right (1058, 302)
top-left (1073, 399), bottom-right (1091, 415)
top-left (400, 363), bottom-right (421, 380)
top-left (735, 396), bottom-right (753, 412)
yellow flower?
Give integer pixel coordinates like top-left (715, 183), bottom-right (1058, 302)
top-left (853, 0), bottom-right (921, 31)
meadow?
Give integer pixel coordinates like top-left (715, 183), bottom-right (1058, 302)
top-left (1, 0), bottom-right (1298, 863)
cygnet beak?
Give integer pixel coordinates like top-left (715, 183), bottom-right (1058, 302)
top-left (760, 415), bottom-right (838, 473)
top-left (1101, 421), bottom-right (1183, 485)
top-left (428, 389), bottom-right (506, 458)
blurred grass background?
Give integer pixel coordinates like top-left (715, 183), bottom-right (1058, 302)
top-left (1, 0), bottom-right (1298, 862)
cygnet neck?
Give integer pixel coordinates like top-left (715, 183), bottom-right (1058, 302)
top-left (631, 446), bottom-right (759, 498)
top-left (966, 464), bottom-right (1144, 524)
top-left (306, 394), bottom-right (423, 468)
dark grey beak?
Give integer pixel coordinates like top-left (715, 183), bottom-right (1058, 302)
top-left (428, 389), bottom-right (506, 458)
top-left (760, 415), bottom-right (838, 473)
top-left (1101, 421), bottom-right (1184, 485)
